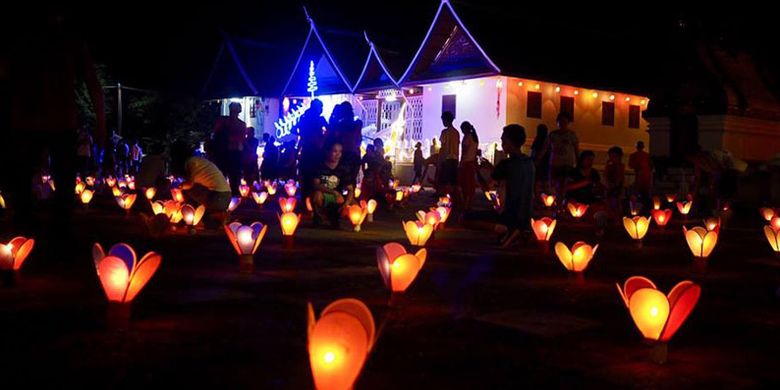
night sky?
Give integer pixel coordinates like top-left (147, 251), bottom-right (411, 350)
top-left (9, 1), bottom-right (778, 97)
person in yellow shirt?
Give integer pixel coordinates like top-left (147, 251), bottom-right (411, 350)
top-left (171, 142), bottom-right (232, 214)
top-left (437, 111), bottom-right (460, 196)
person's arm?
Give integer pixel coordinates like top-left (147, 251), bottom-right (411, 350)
top-left (81, 44), bottom-right (106, 148)
top-left (343, 184), bottom-right (355, 205)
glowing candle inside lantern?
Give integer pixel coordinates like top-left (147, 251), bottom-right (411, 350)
top-left (80, 189), bottom-right (94, 204)
top-left (279, 197), bottom-right (297, 213)
top-left (112, 186), bottom-right (122, 197)
top-left (676, 201), bottom-right (692, 215)
top-left (366, 199), bottom-right (377, 216)
top-left (704, 217), bottom-right (720, 232)
top-left (531, 218), bottom-right (556, 242)
top-left (665, 194), bottom-right (677, 203)
top-left (763, 224), bottom-right (780, 252)
top-left (224, 222), bottom-right (267, 255)
top-left (145, 187), bottom-right (156, 201)
top-left (617, 276), bottom-right (701, 342)
top-left (651, 209), bottom-right (672, 227)
top-left (105, 177), bottom-right (117, 188)
top-left (554, 241), bottom-right (598, 272)
top-left (652, 196), bottom-right (661, 210)
top-left (279, 212), bottom-right (301, 236)
top-left (541, 193), bottom-right (555, 208)
top-left (171, 188), bottom-right (184, 203)
top-left (92, 242), bottom-right (162, 303)
top-left (623, 216), bottom-right (650, 241)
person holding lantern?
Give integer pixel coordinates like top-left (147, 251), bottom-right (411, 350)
top-left (311, 141), bottom-right (355, 228)
top-left (171, 142), bottom-right (231, 227)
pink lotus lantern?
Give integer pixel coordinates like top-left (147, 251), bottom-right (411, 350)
top-left (541, 193), bottom-right (555, 208)
top-left (115, 193), bottom-right (137, 215)
top-left (284, 181), bottom-right (298, 197)
top-left (224, 222), bottom-right (268, 271)
top-left (252, 191), bottom-right (269, 206)
top-left (417, 210), bottom-right (441, 229)
top-left (279, 197), bottom-right (297, 213)
top-left (228, 197), bottom-right (241, 212)
top-left (0, 236), bottom-right (35, 271)
top-left (651, 209), bottom-right (672, 228)
top-left (376, 243), bottom-right (427, 293)
top-left (366, 199), bottom-right (377, 222)
top-left (433, 206), bottom-right (450, 225)
top-left (92, 242), bottom-right (161, 303)
top-left (307, 299), bottom-right (375, 390)
top-left (617, 276), bottom-right (700, 363)
top-left (567, 201), bottom-right (589, 219)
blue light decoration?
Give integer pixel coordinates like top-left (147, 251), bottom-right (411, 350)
top-left (307, 60), bottom-right (318, 98)
top-left (274, 100), bottom-right (310, 140)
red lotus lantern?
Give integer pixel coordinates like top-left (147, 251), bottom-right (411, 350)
top-left (703, 217), bottom-right (721, 233)
top-left (541, 193), bottom-right (555, 208)
top-left (417, 210), bottom-right (441, 229)
top-left (0, 237), bottom-right (35, 271)
top-left (376, 243), bottom-right (427, 293)
top-left (92, 243), bottom-right (161, 303)
top-left (651, 209), bottom-right (672, 228)
top-left (530, 218), bottom-right (556, 242)
top-left (567, 201), bottom-right (589, 219)
top-left (676, 200), bottom-right (692, 216)
top-left (279, 197), bottom-right (297, 213)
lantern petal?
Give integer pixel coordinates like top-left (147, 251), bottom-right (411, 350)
top-left (108, 243), bottom-right (137, 272)
top-left (12, 238), bottom-right (35, 270)
top-left (628, 288), bottom-right (670, 340)
top-left (702, 231), bottom-right (718, 258)
top-left (661, 281), bottom-right (701, 341)
top-left (97, 257), bottom-right (131, 302)
top-left (414, 248), bottom-right (427, 269)
top-left (390, 254), bottom-right (422, 292)
top-left (309, 313), bottom-right (369, 390)
top-left (320, 298), bottom-right (376, 350)
top-left (224, 223), bottom-right (242, 255)
top-left (124, 252), bottom-right (161, 302)
top-left (764, 226), bottom-right (780, 252)
top-left (251, 223), bottom-right (268, 254)
top-left (375, 247), bottom-right (392, 288)
top-left (307, 302), bottom-right (316, 341)
top-left (92, 242), bottom-right (105, 269)
top-left (618, 276), bottom-right (657, 307)
top-left (554, 242), bottom-right (573, 270)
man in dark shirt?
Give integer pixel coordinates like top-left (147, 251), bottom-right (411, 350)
top-left (311, 141), bottom-right (355, 227)
top-left (491, 124), bottom-right (535, 248)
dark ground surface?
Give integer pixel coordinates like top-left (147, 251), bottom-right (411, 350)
top-left (1, 190), bottom-right (779, 389)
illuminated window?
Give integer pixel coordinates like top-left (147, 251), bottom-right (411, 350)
top-left (602, 102), bottom-right (615, 126)
top-left (527, 91), bottom-right (542, 119)
top-left (560, 96), bottom-right (574, 122)
top-left (628, 105), bottom-right (641, 129)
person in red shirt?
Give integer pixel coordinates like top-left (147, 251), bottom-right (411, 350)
top-left (628, 141), bottom-right (652, 203)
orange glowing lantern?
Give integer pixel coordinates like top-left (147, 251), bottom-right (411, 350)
top-left (284, 181), bottom-right (298, 197)
top-left (354, 187), bottom-right (362, 199)
top-left (438, 195), bottom-right (452, 208)
top-left (394, 190), bottom-right (404, 202)
top-left (651, 209), bottom-right (672, 228)
top-left (105, 176), bottom-right (117, 188)
top-left (763, 224), bottom-right (780, 253)
top-left (0, 237), bottom-right (35, 271)
top-left (80, 189), bottom-right (94, 205)
top-left (652, 196), bottom-right (661, 210)
top-left (306, 197), bottom-right (314, 213)
top-left (554, 241), bottom-right (598, 272)
top-left (224, 221), bottom-right (268, 256)
top-left (228, 197), bottom-right (241, 212)
top-left (266, 182), bottom-right (278, 196)
top-left (144, 187), bottom-right (156, 201)
top-left (417, 210), bottom-right (441, 228)
top-left (703, 217), bottom-right (721, 233)
top-left (433, 206), bottom-right (450, 225)
top-left (541, 193), bottom-right (556, 208)
top-left (92, 243), bottom-right (161, 303)
top-left (171, 188), bottom-right (184, 203)
top-left (111, 185), bottom-right (123, 197)
top-left (181, 204), bottom-right (205, 228)
top-left (127, 179), bottom-right (136, 191)
top-left (307, 299), bottom-right (375, 390)
top-left (403, 221), bottom-right (433, 247)
top-left (411, 184), bottom-right (421, 194)
top-left (760, 207), bottom-right (776, 222)
top-left (366, 199), bottom-right (377, 222)
top-left (279, 197), bottom-right (297, 213)
top-left (252, 191), bottom-right (269, 206)
top-left (676, 201), bottom-right (692, 216)
top-left (0, 193), bottom-right (5, 209)
top-left (531, 218), bottom-right (557, 242)
top-left (623, 216), bottom-right (651, 241)
top-left (665, 193), bottom-right (677, 203)
top-left (279, 212), bottom-right (301, 236)
top-left (617, 276), bottom-right (700, 342)
top-left (75, 181), bottom-right (86, 195)
top-left (115, 193), bottom-right (137, 214)
top-left (347, 204), bottom-right (368, 232)
top-left (771, 217), bottom-right (780, 232)
top-left (376, 243), bottom-right (427, 293)
top-left (239, 184), bottom-right (250, 198)
top-left (683, 226), bottom-right (718, 259)
top-left (567, 201), bottom-right (589, 219)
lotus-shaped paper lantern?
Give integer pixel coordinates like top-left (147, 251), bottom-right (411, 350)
top-left (665, 193), bottom-right (677, 203)
top-left (365, 199), bottom-right (377, 222)
top-left (652, 196), bottom-right (661, 210)
top-left (75, 181), bottom-right (86, 195)
top-left (80, 189), bottom-right (94, 205)
top-left (676, 201), bottom-right (692, 216)
top-left (623, 216), bottom-right (651, 241)
top-left (617, 276), bottom-right (700, 342)
top-left (105, 176), bottom-right (117, 188)
top-left (651, 209), bottom-right (672, 228)
top-left (683, 226), bottom-right (718, 259)
top-left (703, 217), bottom-right (721, 233)
top-left (541, 193), bottom-right (556, 208)
top-left (376, 243), bottom-right (427, 293)
top-left (417, 210), bottom-right (441, 228)
top-left (763, 223), bottom-right (780, 253)
top-left (554, 241), bottom-right (598, 272)
top-left (181, 204), bottom-right (206, 227)
top-left (433, 206), bottom-right (450, 224)
top-left (144, 187), bottom-right (156, 201)
top-left (567, 201), bottom-right (589, 219)
top-left (307, 299), bottom-right (375, 390)
top-left (224, 221), bottom-right (267, 256)
top-left (279, 212), bottom-right (301, 236)
top-left (411, 184), bottom-right (421, 194)
top-left (228, 197), bottom-right (241, 212)
top-left (0, 237), bottom-right (35, 271)
top-left (760, 207), bottom-right (776, 222)
top-left (403, 221), bottom-right (433, 247)
top-left (284, 181), bottom-right (298, 197)
top-left (531, 218), bottom-right (557, 242)
top-left (438, 195), bottom-right (452, 208)
top-left (239, 183), bottom-right (250, 198)
top-left (252, 191), bottom-right (268, 206)
top-left (354, 187), bottom-right (362, 199)
top-left (265, 182), bottom-right (277, 196)
top-left (92, 243), bottom-right (161, 303)
top-left (347, 204), bottom-right (368, 232)
top-left (111, 185), bottom-right (123, 197)
top-left (279, 197), bottom-right (297, 213)
top-left (170, 188), bottom-right (184, 203)
top-left (115, 193), bottom-right (137, 214)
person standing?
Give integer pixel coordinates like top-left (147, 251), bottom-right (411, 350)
top-left (130, 138), bottom-right (143, 175)
top-left (243, 127), bottom-right (260, 185)
top-left (297, 99), bottom-right (327, 198)
top-left (76, 128), bottom-right (93, 176)
top-left (542, 112), bottom-right (578, 200)
top-left (260, 133), bottom-right (279, 182)
top-left (412, 142), bottom-right (424, 185)
top-left (459, 121), bottom-right (479, 211)
top-left (213, 102), bottom-right (246, 195)
top-left (628, 141), bottom-right (652, 203)
top-left (437, 111), bottom-right (460, 197)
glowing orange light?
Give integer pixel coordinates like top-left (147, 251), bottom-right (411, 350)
top-left (92, 243), bottom-right (161, 303)
top-left (266, 182), bottom-right (277, 196)
top-left (772, 217), bottom-right (780, 232)
top-left (683, 226), bottom-right (718, 259)
top-left (239, 184), bottom-right (250, 198)
top-left (354, 187), bottom-right (362, 199)
top-left (665, 193), bottom-right (677, 203)
top-left (438, 195), bottom-right (452, 208)
top-left (279, 197), bottom-right (297, 213)
top-left (574, 90), bottom-right (579, 95)
top-left (145, 187), bottom-right (156, 201)
top-left (567, 202), bottom-right (589, 218)
top-left (308, 299), bottom-right (375, 390)
top-left (112, 186), bottom-right (122, 197)
top-left (763, 224), bottom-right (780, 252)
top-left (115, 193), bottom-right (137, 211)
top-left (284, 181), bottom-right (298, 197)
top-left (760, 207), bottom-right (776, 222)
top-left (377, 243), bottom-right (427, 293)
top-left (252, 191), bottom-right (269, 206)
top-left (617, 276), bottom-right (700, 341)
top-left (224, 222), bottom-right (267, 255)
top-left (541, 193), bottom-right (555, 207)
top-left (652, 196), bottom-right (661, 210)
top-left (395, 190), bottom-right (403, 202)
top-left (676, 201), bottom-right (692, 215)
top-left (0, 237), bottom-right (35, 271)
top-left (75, 182), bottom-right (86, 195)
top-left (703, 217), bottom-right (721, 233)
top-left (651, 209), bottom-right (672, 227)
top-left (279, 212), bottom-right (301, 236)
top-left (306, 197), bottom-right (313, 213)
top-left (347, 204), bottom-right (368, 232)
top-left (181, 204), bottom-right (205, 227)
top-left (80, 189), bottom-right (94, 204)
top-left (623, 216), bottom-right (651, 241)
top-left (411, 184), bottom-right (421, 194)
top-left (403, 221), bottom-right (433, 247)
top-left (531, 218), bottom-right (556, 242)
top-left (433, 206), bottom-right (450, 224)
top-left (417, 210), bottom-right (441, 228)
top-left (554, 241), bottom-right (598, 272)
top-left (171, 188), bottom-right (184, 203)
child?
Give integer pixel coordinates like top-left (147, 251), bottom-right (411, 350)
top-left (412, 142), bottom-right (424, 185)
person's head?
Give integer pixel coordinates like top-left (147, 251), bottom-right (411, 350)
top-left (366, 145), bottom-right (375, 154)
top-left (578, 150), bottom-right (596, 169)
top-left (170, 141), bottom-right (196, 175)
top-left (415, 142), bottom-right (422, 149)
top-left (228, 102), bottom-right (242, 117)
top-left (330, 103), bottom-right (344, 121)
top-left (500, 124), bottom-right (527, 154)
top-left (441, 111), bottom-right (455, 127)
top-left (556, 112), bottom-right (571, 130)
top-left (608, 146), bottom-right (623, 162)
top-left (536, 124), bottom-right (549, 139)
top-left (431, 138), bottom-right (438, 147)
top-left (374, 138), bottom-right (385, 156)
top-left (636, 141), bottom-right (645, 151)
top-left (340, 102), bottom-right (354, 120)
top-left (324, 141), bottom-right (343, 163)
top-left (262, 133), bottom-right (270, 142)
top-left (310, 99), bottom-right (324, 116)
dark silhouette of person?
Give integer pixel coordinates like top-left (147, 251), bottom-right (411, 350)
top-left (243, 127), bottom-right (260, 184)
top-left (2, 9), bottom-right (106, 251)
top-left (260, 134), bottom-right (279, 181)
top-left (297, 99), bottom-right (327, 198)
top-left (212, 102), bottom-right (246, 195)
